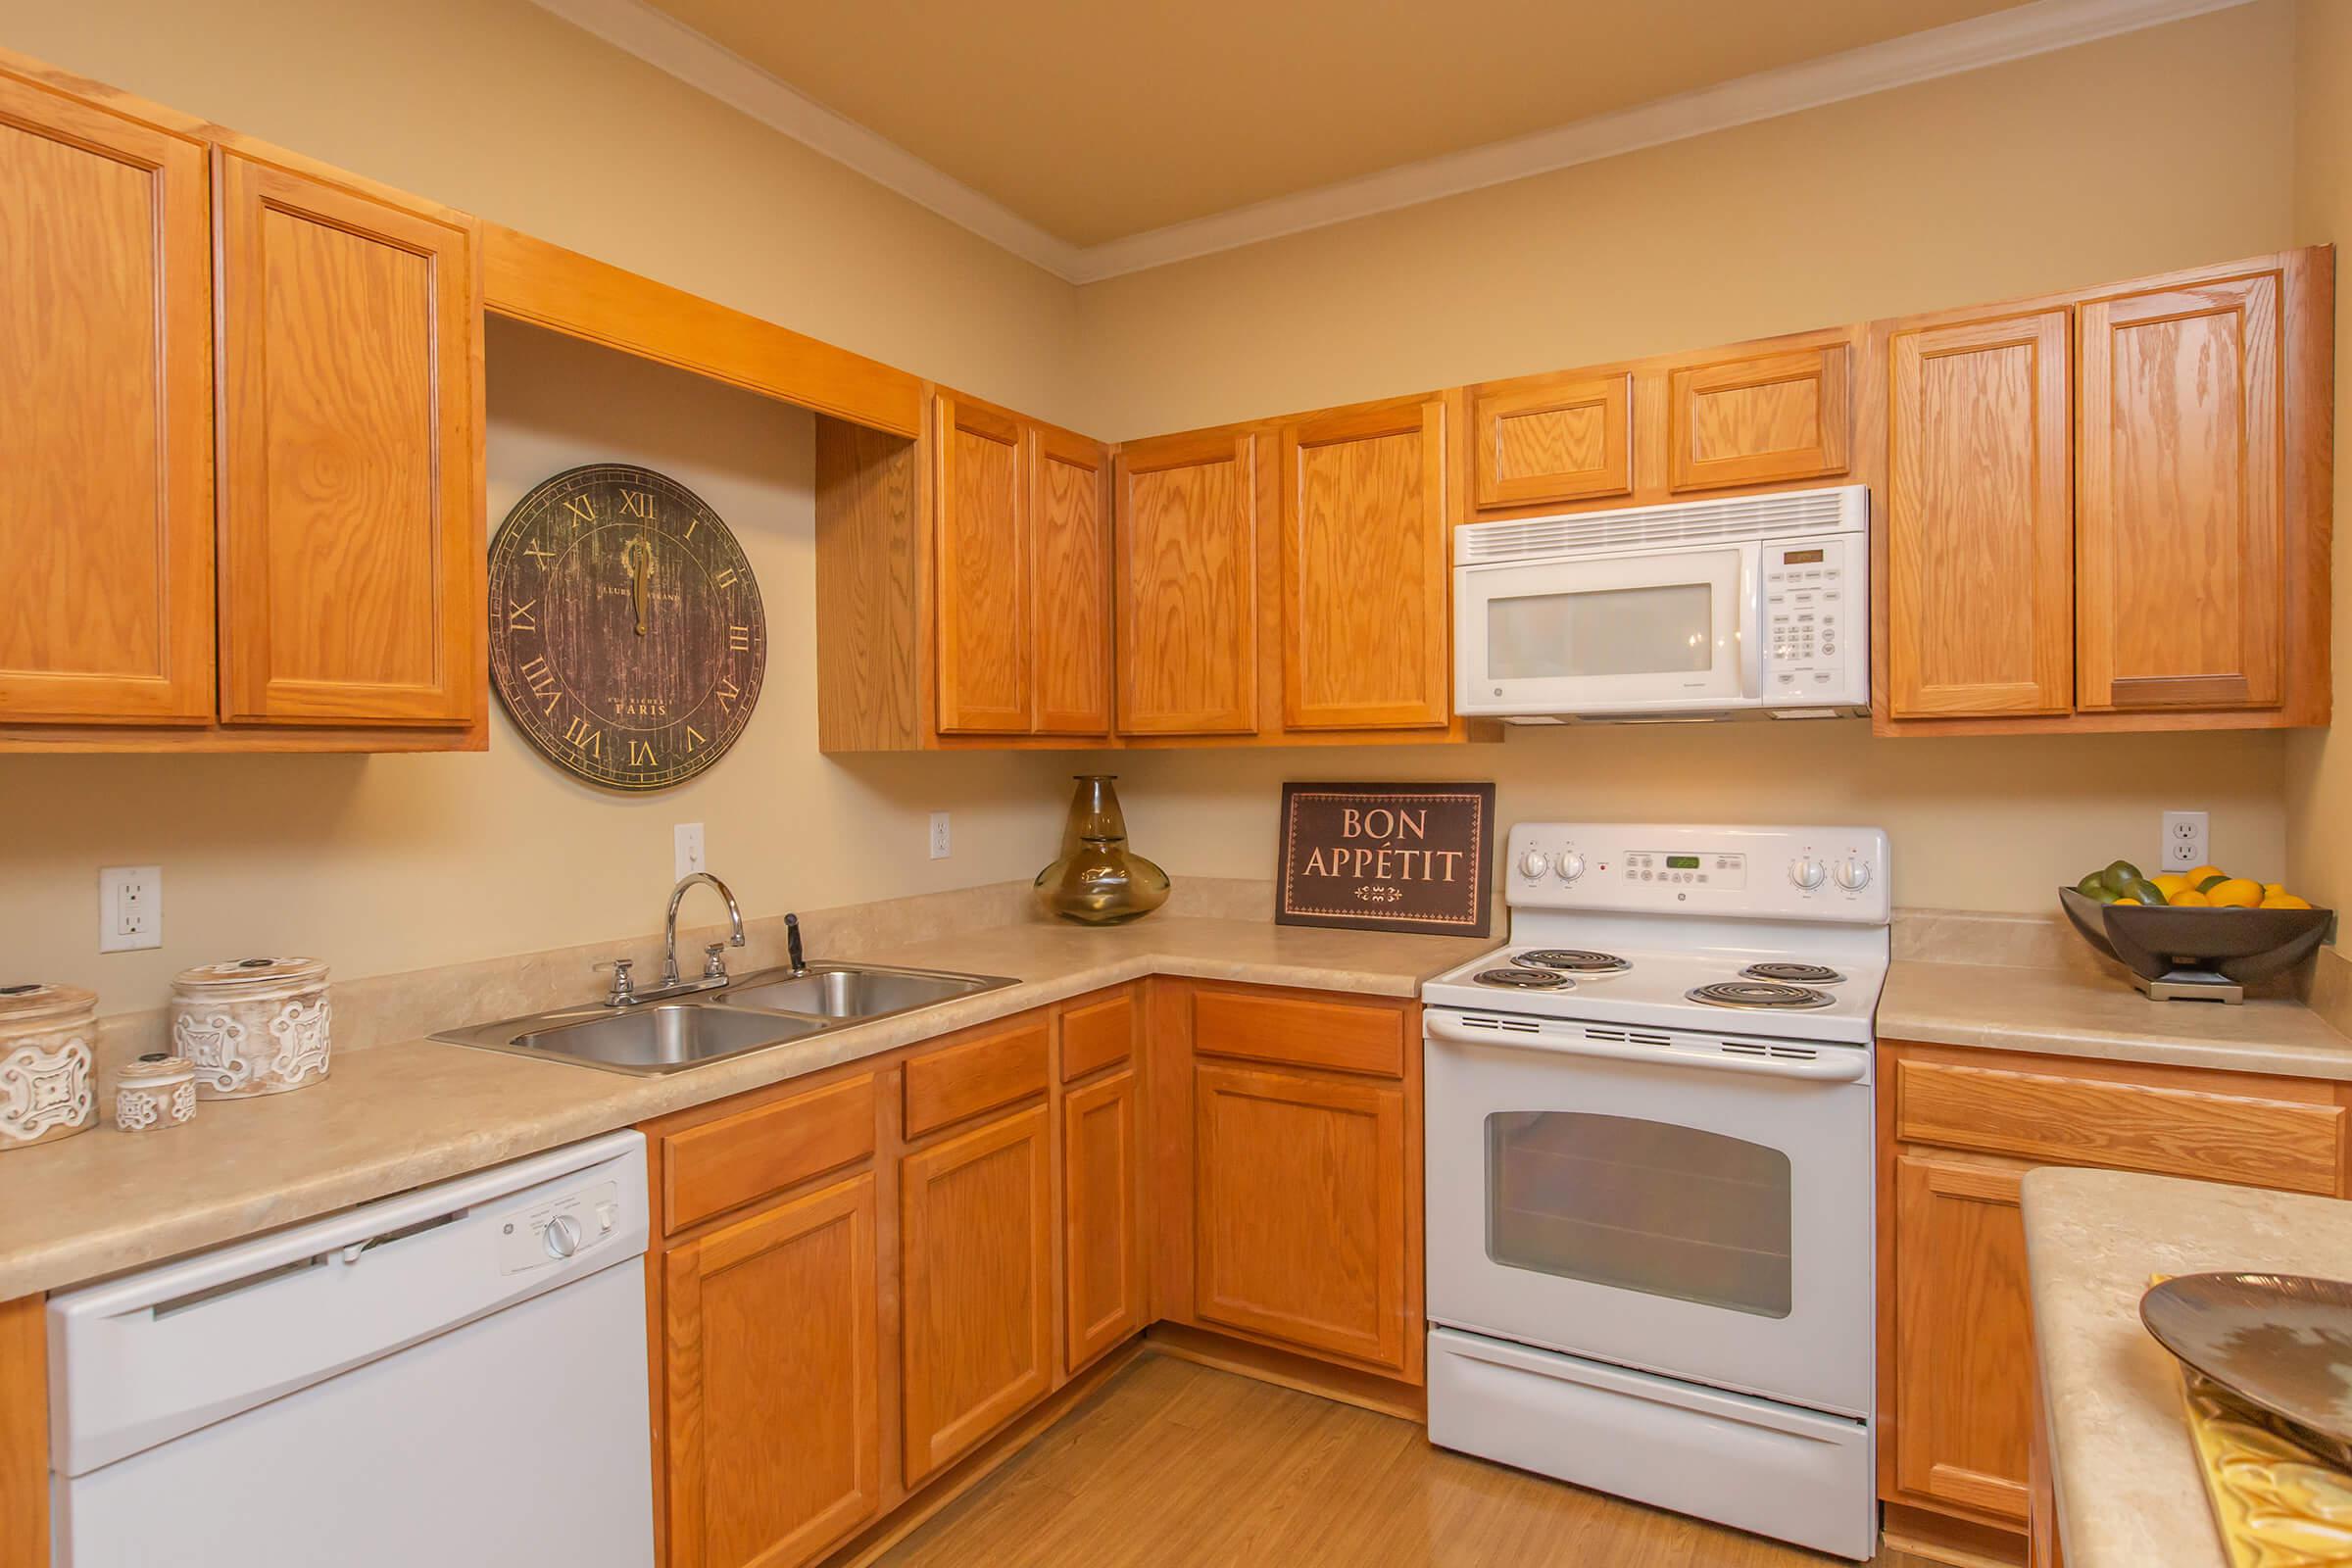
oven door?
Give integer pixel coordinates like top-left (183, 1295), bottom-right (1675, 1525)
top-left (1455, 543), bottom-right (1760, 716)
top-left (1423, 1012), bottom-right (1873, 1418)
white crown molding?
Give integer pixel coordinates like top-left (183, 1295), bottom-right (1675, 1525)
top-left (535, 0), bottom-right (2257, 287)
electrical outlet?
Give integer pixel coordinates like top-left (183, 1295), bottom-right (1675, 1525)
top-left (2163, 810), bottom-right (2210, 872)
top-left (674, 822), bottom-right (707, 881)
top-left (929, 811), bottom-right (952, 860)
top-left (99, 865), bottom-right (163, 953)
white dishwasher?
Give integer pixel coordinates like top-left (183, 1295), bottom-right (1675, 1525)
top-left (47, 1130), bottom-right (655, 1568)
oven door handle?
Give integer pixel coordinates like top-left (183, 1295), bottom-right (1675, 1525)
top-left (1424, 1014), bottom-right (1868, 1082)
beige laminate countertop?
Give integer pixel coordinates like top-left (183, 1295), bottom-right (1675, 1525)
top-left (2022, 1166), bottom-right (2352, 1568)
top-left (0, 916), bottom-right (1492, 1302)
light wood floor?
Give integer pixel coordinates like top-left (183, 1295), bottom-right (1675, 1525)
top-left (873, 1355), bottom-right (1938, 1567)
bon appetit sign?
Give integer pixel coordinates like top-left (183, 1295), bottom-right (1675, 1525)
top-left (1277, 783), bottom-right (1495, 938)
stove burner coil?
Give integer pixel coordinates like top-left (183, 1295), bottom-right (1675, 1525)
top-left (1739, 961), bottom-right (1845, 986)
top-left (1516, 950), bottom-right (1631, 974)
top-left (1474, 967), bottom-right (1574, 990)
top-left (1686, 980), bottom-right (1835, 1010)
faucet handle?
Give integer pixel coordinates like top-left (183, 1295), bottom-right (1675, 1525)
top-left (702, 942), bottom-right (731, 981)
top-left (595, 957), bottom-right (637, 1005)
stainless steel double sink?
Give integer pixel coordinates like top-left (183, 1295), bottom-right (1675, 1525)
top-left (431, 960), bottom-right (1018, 1076)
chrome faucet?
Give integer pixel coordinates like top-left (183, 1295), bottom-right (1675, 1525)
top-left (663, 872), bottom-right (746, 990)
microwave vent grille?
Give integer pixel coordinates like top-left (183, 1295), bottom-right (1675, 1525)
top-left (1457, 485), bottom-right (1864, 564)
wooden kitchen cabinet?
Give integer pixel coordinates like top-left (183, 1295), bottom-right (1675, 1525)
top-left (1114, 427), bottom-right (1260, 735)
top-left (933, 394), bottom-right (1030, 733)
top-left (1666, 342), bottom-right (1851, 494)
top-left (1063, 1065), bottom-right (1145, 1372)
top-left (1030, 425), bottom-right (1114, 735)
top-left (662, 1172), bottom-right (881, 1568)
top-left (1468, 371), bottom-right (1634, 510)
top-left (1277, 396), bottom-right (1450, 730)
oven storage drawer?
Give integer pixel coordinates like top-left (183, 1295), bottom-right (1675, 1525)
top-left (1428, 1328), bottom-right (1876, 1560)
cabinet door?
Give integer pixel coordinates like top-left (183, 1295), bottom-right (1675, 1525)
top-left (1279, 399), bottom-right (1449, 730)
top-left (216, 154), bottom-right (480, 724)
top-left (664, 1172), bottom-right (881, 1568)
top-left (0, 75), bottom-right (213, 723)
top-left (1029, 426), bottom-right (1111, 735)
top-left (901, 1102), bottom-right (1054, 1483)
top-left (934, 395), bottom-right (1029, 733)
top-left (1667, 343), bottom-right (1850, 493)
top-left (1470, 372), bottom-right (1633, 510)
top-left (1113, 431), bottom-right (1257, 735)
top-left (1063, 1066), bottom-right (1144, 1372)
top-left (2077, 270), bottom-right (2283, 712)
top-left (1886, 312), bottom-right (2073, 717)
top-left (1891, 1153), bottom-right (2032, 1526)
top-left (1193, 1062), bottom-right (1406, 1370)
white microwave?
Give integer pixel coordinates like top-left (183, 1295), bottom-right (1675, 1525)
top-left (1454, 485), bottom-right (1870, 721)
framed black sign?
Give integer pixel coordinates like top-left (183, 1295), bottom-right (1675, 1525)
top-left (1276, 783), bottom-right (1495, 938)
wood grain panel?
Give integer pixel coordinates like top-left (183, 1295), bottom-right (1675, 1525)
top-left (1279, 398), bottom-right (1449, 730)
top-left (1668, 344), bottom-right (1850, 492)
top-left (0, 74), bottom-right (213, 723)
top-left (216, 153), bottom-right (480, 724)
top-left (0, 1295), bottom-right (43, 1568)
top-left (665, 1172), bottom-right (880, 1568)
top-left (902, 1015), bottom-right (1049, 1141)
top-left (1192, 1062), bottom-right (1406, 1370)
top-left (1191, 989), bottom-right (1405, 1079)
top-left (662, 1073), bottom-right (877, 1234)
top-left (900, 1103), bottom-right (1054, 1484)
top-left (1059, 989), bottom-right (1138, 1083)
top-left (1029, 425), bottom-right (1112, 736)
top-left (815, 419), bottom-right (925, 752)
top-left (1114, 430), bottom-right (1257, 735)
top-left (1886, 311), bottom-right (2073, 717)
top-left (1471, 372), bottom-right (1633, 509)
top-left (933, 395), bottom-right (1028, 734)
top-left (1893, 1056), bottom-right (2341, 1194)
top-left (2077, 270), bottom-right (2283, 711)
top-left (1063, 1067), bottom-right (1144, 1372)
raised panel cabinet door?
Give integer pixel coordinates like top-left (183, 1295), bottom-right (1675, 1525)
top-left (934, 395), bottom-right (1029, 733)
top-left (0, 74), bottom-right (213, 723)
top-left (1470, 372), bottom-right (1634, 510)
top-left (901, 1102), bottom-right (1054, 1484)
top-left (1667, 343), bottom-right (1851, 493)
top-left (2077, 270), bottom-right (2283, 711)
top-left (216, 153), bottom-right (481, 724)
top-left (1063, 1066), bottom-right (1144, 1372)
top-left (1192, 1062), bottom-right (1406, 1370)
top-left (1891, 1153), bottom-right (2032, 1526)
top-left (1113, 430), bottom-right (1257, 735)
top-left (1886, 312), bottom-right (2074, 717)
top-left (1280, 399), bottom-right (1450, 730)
top-left (664, 1172), bottom-right (881, 1568)
top-left (1028, 425), bottom-right (1111, 735)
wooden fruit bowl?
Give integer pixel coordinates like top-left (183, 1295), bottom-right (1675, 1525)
top-left (2058, 887), bottom-right (2333, 984)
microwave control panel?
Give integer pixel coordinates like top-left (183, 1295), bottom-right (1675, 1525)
top-left (1761, 537), bottom-right (1865, 706)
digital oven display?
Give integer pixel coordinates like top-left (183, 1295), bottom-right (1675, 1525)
top-left (1781, 548), bottom-right (1825, 564)
top-left (1665, 855), bottom-right (1700, 869)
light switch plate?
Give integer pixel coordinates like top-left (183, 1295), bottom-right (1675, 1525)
top-left (99, 865), bottom-right (162, 953)
top-left (929, 812), bottom-right (951, 860)
top-left (2162, 810), bottom-right (2210, 872)
top-left (674, 823), bottom-right (706, 881)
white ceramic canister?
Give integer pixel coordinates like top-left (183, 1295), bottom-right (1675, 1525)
top-left (171, 956), bottom-right (332, 1100)
top-left (0, 982), bottom-right (98, 1151)
top-left (114, 1053), bottom-right (198, 1133)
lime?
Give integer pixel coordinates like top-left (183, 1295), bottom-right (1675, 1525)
top-left (2100, 859), bottom-right (2144, 896)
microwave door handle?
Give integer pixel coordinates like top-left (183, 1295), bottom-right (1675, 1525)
top-left (1737, 549), bottom-right (1763, 699)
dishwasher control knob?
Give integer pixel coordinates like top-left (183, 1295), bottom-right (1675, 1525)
top-left (1518, 848), bottom-right (1551, 880)
top-left (1789, 857), bottom-right (1827, 892)
top-left (1835, 856), bottom-right (1872, 892)
top-left (542, 1214), bottom-right (582, 1260)
top-left (1555, 851), bottom-right (1587, 884)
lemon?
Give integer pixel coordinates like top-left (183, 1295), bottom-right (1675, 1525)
top-left (2113, 897), bottom-right (2143, 905)
top-left (2169, 889), bottom-right (2212, 907)
top-left (2264, 882), bottom-right (2288, 899)
top-left (2207, 878), bottom-right (2263, 908)
top-left (2186, 864), bottom-right (2228, 885)
top-left (2153, 873), bottom-right (2191, 899)
top-left (2262, 893), bottom-right (2314, 909)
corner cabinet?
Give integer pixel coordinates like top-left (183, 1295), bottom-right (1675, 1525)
top-left (1113, 428), bottom-right (1260, 736)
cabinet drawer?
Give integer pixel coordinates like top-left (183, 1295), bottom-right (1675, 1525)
top-left (1061, 990), bottom-right (1137, 1082)
top-left (904, 1015), bottom-right (1050, 1139)
top-left (662, 1073), bottom-right (877, 1233)
top-left (1893, 1057), bottom-right (2342, 1195)
top-left (1193, 989), bottom-right (1404, 1078)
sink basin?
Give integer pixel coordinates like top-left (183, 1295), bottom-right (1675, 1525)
top-left (711, 962), bottom-right (1004, 1021)
top-left (434, 1002), bottom-right (828, 1076)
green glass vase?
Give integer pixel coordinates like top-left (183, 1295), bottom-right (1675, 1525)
top-left (1034, 775), bottom-right (1169, 924)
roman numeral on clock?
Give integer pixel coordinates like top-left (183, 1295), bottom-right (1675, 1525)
top-left (729, 624), bottom-right (751, 651)
top-left (507, 598), bottom-right (537, 633)
top-left (714, 676), bottom-right (740, 710)
top-left (518, 656), bottom-right (562, 716)
top-left (562, 714), bottom-right (603, 758)
top-left (618, 489), bottom-right (654, 518)
top-left (562, 496), bottom-right (597, 526)
top-left (712, 565), bottom-right (739, 590)
top-left (683, 724), bottom-right (708, 753)
top-left (626, 739), bottom-right (658, 767)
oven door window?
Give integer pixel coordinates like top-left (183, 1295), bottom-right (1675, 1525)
top-left (1485, 1110), bottom-right (1792, 1318)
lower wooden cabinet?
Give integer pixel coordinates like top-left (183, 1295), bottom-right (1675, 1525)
top-left (662, 1172), bottom-right (880, 1568)
top-left (900, 1102), bottom-right (1054, 1484)
top-left (1063, 1066), bottom-right (1145, 1371)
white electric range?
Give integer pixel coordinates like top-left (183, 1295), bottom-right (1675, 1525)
top-left (1422, 822), bottom-right (1889, 1562)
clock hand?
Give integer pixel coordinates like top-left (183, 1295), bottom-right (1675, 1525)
top-left (626, 536), bottom-right (652, 636)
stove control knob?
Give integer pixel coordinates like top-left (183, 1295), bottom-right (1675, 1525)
top-left (1789, 857), bottom-right (1827, 892)
top-left (1518, 848), bottom-right (1551, 880)
top-left (542, 1214), bottom-right (582, 1261)
top-left (1835, 856), bottom-right (1872, 892)
top-left (1555, 851), bottom-right (1587, 885)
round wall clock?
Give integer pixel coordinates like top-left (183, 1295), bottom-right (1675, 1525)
top-left (488, 464), bottom-right (766, 792)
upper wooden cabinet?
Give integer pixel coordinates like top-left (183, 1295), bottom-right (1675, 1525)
top-left (933, 395), bottom-right (1030, 733)
top-left (1666, 343), bottom-right (1850, 493)
top-left (0, 75), bottom-right (214, 725)
top-left (216, 154), bottom-right (480, 726)
top-left (1030, 426), bottom-right (1113, 735)
top-left (1114, 428), bottom-right (1259, 735)
top-left (1469, 371), bottom-right (1633, 509)
top-left (1278, 397), bottom-right (1450, 731)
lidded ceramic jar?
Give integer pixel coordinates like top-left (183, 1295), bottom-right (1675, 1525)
top-left (0, 982), bottom-right (98, 1151)
top-left (171, 957), bottom-right (332, 1100)
top-left (115, 1053), bottom-right (198, 1133)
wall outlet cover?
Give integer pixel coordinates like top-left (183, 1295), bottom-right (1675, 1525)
top-left (99, 864), bottom-right (163, 953)
top-left (2162, 810), bottom-right (2210, 872)
top-left (674, 822), bottom-right (707, 881)
top-left (929, 811), bottom-right (951, 860)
